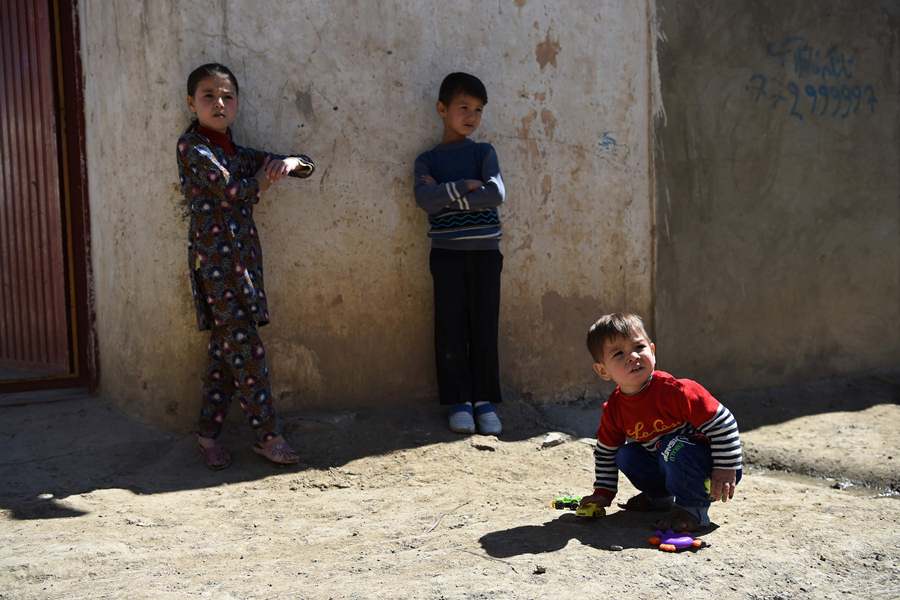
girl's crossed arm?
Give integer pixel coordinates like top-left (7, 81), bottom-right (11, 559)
top-left (248, 147), bottom-right (315, 186)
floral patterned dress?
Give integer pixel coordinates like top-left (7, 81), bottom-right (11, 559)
top-left (177, 123), bottom-right (313, 331)
top-left (176, 123), bottom-right (314, 440)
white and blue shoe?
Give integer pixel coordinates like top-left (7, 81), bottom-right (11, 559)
top-left (448, 403), bottom-right (475, 434)
top-left (474, 402), bottom-right (502, 436)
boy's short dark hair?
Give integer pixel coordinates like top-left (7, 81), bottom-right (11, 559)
top-left (438, 72), bottom-right (488, 106)
top-left (586, 313), bottom-right (650, 362)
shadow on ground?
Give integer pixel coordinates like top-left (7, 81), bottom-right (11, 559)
top-left (479, 510), bottom-right (718, 556)
top-left (2, 371), bottom-right (897, 521)
top-left (721, 373), bottom-right (900, 431)
top-left (0, 391), bottom-right (551, 521)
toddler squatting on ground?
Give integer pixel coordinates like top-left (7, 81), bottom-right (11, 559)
top-left (578, 313), bottom-right (743, 531)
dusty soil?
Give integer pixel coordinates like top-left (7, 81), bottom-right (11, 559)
top-left (1, 374), bottom-right (898, 599)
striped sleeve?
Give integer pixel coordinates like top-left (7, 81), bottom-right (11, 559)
top-left (444, 181), bottom-right (470, 210)
top-left (413, 154), bottom-right (467, 215)
top-left (461, 145), bottom-right (505, 210)
top-left (698, 404), bottom-right (743, 469)
top-left (592, 439), bottom-right (620, 493)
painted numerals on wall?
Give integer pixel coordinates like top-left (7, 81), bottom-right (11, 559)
top-left (747, 75), bottom-right (878, 121)
top-left (747, 36), bottom-right (878, 122)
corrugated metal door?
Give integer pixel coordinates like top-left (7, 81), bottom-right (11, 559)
top-left (0, 0), bottom-right (70, 376)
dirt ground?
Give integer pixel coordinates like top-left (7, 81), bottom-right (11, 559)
top-left (1, 373), bottom-right (898, 600)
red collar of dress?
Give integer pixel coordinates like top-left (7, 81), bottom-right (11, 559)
top-left (195, 124), bottom-right (236, 157)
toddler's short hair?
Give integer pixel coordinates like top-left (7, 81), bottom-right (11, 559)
top-left (586, 313), bottom-right (650, 362)
top-left (438, 72), bottom-right (488, 106)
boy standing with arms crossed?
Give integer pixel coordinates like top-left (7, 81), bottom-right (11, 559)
top-left (414, 73), bottom-right (506, 435)
top-left (579, 313), bottom-right (743, 531)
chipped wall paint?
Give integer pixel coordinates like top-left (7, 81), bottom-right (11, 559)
top-left (80, 0), bottom-right (654, 429)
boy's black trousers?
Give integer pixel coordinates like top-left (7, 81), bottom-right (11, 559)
top-left (429, 248), bottom-right (503, 406)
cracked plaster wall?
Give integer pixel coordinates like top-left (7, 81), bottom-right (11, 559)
top-left (653, 1), bottom-right (900, 391)
top-left (80, 0), bottom-right (654, 429)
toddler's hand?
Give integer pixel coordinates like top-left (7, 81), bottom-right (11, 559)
top-left (709, 468), bottom-right (737, 503)
top-left (578, 493), bottom-right (612, 509)
top-left (419, 174), bottom-right (437, 185)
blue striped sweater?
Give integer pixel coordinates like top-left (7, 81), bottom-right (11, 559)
top-left (413, 139), bottom-right (505, 251)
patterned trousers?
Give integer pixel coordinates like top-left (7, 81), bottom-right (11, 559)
top-left (197, 322), bottom-right (278, 442)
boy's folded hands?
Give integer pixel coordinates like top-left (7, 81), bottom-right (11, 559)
top-left (464, 179), bottom-right (484, 192)
top-left (416, 175), bottom-right (483, 195)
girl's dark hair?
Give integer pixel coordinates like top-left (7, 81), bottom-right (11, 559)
top-left (187, 63), bottom-right (239, 96)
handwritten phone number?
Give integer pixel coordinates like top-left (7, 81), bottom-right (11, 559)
top-left (747, 73), bottom-right (878, 121)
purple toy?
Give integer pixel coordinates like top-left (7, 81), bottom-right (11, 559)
top-left (648, 529), bottom-right (705, 552)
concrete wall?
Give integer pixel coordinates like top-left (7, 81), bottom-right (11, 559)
top-left (654, 1), bottom-right (900, 391)
top-left (80, 0), bottom-right (654, 428)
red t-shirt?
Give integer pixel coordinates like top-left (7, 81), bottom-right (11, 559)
top-left (592, 370), bottom-right (742, 498)
top-left (596, 370), bottom-right (720, 448)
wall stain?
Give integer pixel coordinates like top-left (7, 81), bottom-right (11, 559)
top-left (569, 145), bottom-right (587, 181)
top-left (541, 174), bottom-right (552, 205)
top-left (516, 109), bottom-right (541, 163)
top-left (270, 341), bottom-right (324, 402)
top-left (295, 89), bottom-right (315, 120)
top-left (518, 109), bottom-right (536, 137)
top-left (535, 28), bottom-right (561, 69)
top-left (540, 291), bottom-right (601, 380)
top-left (512, 232), bottom-right (533, 252)
top-left (540, 108), bottom-right (557, 139)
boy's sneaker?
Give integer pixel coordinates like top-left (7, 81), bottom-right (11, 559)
top-left (448, 403), bottom-right (475, 434)
top-left (474, 402), bottom-right (502, 435)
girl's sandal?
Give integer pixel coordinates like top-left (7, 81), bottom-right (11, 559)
top-left (198, 439), bottom-right (232, 470)
top-left (252, 436), bottom-right (300, 466)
